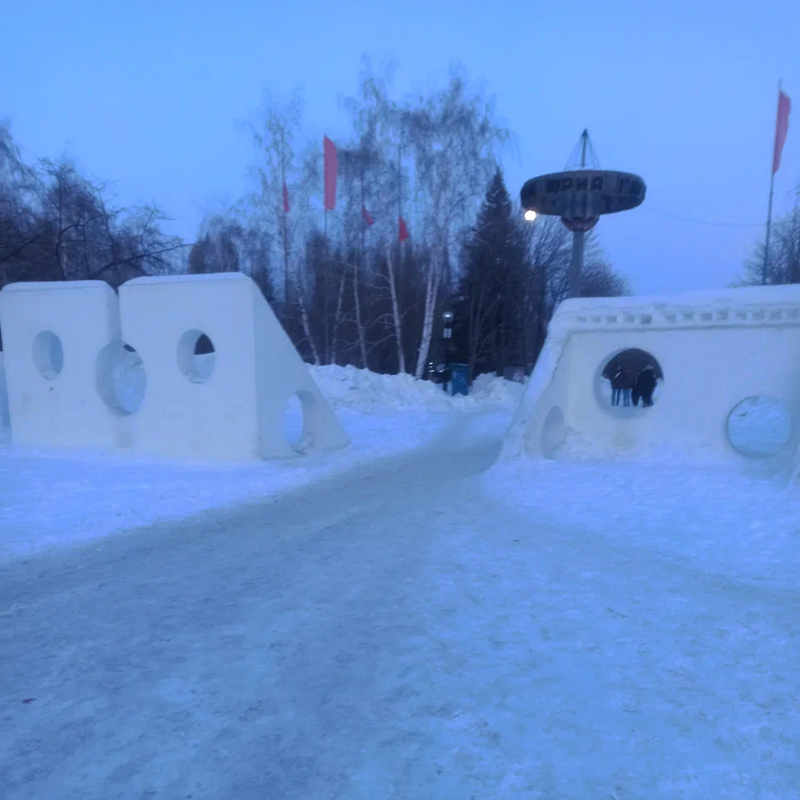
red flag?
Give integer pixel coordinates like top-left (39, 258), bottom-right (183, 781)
top-left (324, 136), bottom-right (338, 210)
top-left (282, 183), bottom-right (290, 214)
top-left (398, 215), bottom-right (410, 242)
top-left (362, 205), bottom-right (374, 226)
top-left (773, 89), bottom-right (791, 174)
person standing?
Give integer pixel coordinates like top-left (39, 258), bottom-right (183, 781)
top-left (610, 365), bottom-right (624, 406)
top-left (621, 368), bottom-right (635, 407)
top-left (637, 366), bottom-right (657, 407)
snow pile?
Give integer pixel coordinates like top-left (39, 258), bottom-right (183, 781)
top-left (310, 364), bottom-right (455, 412)
top-left (467, 370), bottom-right (525, 408)
top-left (310, 364), bottom-right (522, 413)
top-left (487, 457), bottom-right (800, 592)
top-left (0, 360), bottom-right (520, 564)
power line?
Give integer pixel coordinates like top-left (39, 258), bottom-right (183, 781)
top-left (641, 205), bottom-right (763, 228)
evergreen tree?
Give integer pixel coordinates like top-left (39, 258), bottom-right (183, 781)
top-left (453, 169), bottom-right (527, 379)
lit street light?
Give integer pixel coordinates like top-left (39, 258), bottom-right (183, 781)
top-left (524, 209), bottom-right (537, 222)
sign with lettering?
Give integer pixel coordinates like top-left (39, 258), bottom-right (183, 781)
top-left (520, 170), bottom-right (646, 219)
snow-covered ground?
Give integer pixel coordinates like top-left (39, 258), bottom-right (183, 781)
top-left (488, 456), bottom-right (800, 590)
top-left (0, 363), bottom-right (521, 565)
top-left (3, 405), bottom-right (799, 799)
top-left (4, 356), bottom-right (800, 798)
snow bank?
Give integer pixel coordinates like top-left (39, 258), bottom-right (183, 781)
top-left (0, 363), bottom-right (519, 564)
top-left (0, 410), bottom-right (459, 564)
top-left (468, 371), bottom-right (525, 408)
top-left (487, 457), bottom-right (800, 592)
top-left (310, 364), bottom-right (523, 413)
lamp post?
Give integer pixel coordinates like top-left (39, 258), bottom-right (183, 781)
top-left (520, 130), bottom-right (646, 299)
top-left (440, 311), bottom-right (454, 393)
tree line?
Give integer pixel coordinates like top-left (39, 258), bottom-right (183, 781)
top-left (736, 202), bottom-right (800, 287)
top-left (3, 60), bottom-right (633, 378)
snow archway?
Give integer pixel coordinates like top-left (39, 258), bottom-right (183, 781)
top-left (506, 286), bottom-right (800, 480)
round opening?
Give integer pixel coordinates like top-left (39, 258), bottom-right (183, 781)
top-left (597, 348), bottom-right (663, 417)
top-left (32, 331), bottom-right (64, 380)
top-left (284, 392), bottom-right (313, 454)
top-left (96, 341), bottom-right (146, 415)
top-left (727, 396), bottom-right (792, 458)
top-left (540, 405), bottom-right (567, 459)
top-left (177, 330), bottom-right (216, 384)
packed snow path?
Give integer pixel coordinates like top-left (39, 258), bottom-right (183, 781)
top-left (2, 417), bottom-right (799, 799)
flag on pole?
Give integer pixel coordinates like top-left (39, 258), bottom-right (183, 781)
top-left (324, 136), bottom-right (338, 210)
top-left (773, 89), bottom-right (791, 174)
top-left (398, 215), bottom-right (410, 242)
top-left (282, 183), bottom-right (290, 214)
top-left (362, 205), bottom-right (374, 226)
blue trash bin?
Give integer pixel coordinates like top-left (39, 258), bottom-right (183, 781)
top-left (449, 363), bottom-right (469, 396)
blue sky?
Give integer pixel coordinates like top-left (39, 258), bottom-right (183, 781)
top-left (3, 0), bottom-right (798, 294)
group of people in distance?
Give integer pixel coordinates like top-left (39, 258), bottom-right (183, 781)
top-left (609, 364), bottom-right (658, 408)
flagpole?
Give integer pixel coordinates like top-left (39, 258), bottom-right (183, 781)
top-left (324, 202), bottom-right (329, 364)
top-left (763, 80), bottom-right (782, 285)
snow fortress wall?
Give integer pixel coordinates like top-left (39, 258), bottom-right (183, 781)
top-left (0, 273), bottom-right (349, 460)
top-left (506, 286), bottom-right (800, 479)
top-left (0, 352), bottom-right (9, 429)
top-left (0, 281), bottom-right (122, 449)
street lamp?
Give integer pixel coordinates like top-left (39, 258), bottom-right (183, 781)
top-left (524, 209), bottom-right (537, 222)
top-left (439, 311), bottom-right (455, 393)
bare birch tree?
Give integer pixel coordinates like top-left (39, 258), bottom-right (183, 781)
top-left (249, 91), bottom-right (320, 364)
top-left (403, 74), bottom-right (509, 377)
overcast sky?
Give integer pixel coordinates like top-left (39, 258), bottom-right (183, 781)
top-left (3, 0), bottom-right (798, 294)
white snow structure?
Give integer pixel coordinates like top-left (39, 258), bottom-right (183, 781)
top-left (0, 281), bottom-right (123, 449)
top-left (507, 286), bottom-right (800, 479)
top-left (0, 352), bottom-right (9, 429)
top-left (0, 273), bottom-right (349, 461)
top-left (118, 273), bottom-right (349, 460)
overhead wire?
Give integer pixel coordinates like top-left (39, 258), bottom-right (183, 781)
top-left (559, 130), bottom-right (793, 229)
top-left (640, 206), bottom-right (764, 228)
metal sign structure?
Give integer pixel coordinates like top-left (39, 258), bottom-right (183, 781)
top-left (520, 131), bottom-right (646, 297)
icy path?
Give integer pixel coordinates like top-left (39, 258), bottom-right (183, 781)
top-left (2, 416), bottom-right (799, 799)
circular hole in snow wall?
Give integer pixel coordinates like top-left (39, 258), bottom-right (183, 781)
top-left (32, 330), bottom-right (64, 380)
top-left (727, 396), bottom-right (792, 459)
top-left (284, 391), bottom-right (313, 454)
top-left (177, 330), bottom-right (216, 384)
top-left (96, 341), bottom-right (146, 415)
top-left (540, 406), bottom-right (567, 459)
top-left (596, 348), bottom-right (663, 417)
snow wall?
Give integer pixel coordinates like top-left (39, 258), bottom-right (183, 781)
top-left (505, 286), bottom-right (800, 481)
top-left (0, 352), bottom-right (9, 429)
top-left (0, 274), bottom-right (349, 461)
